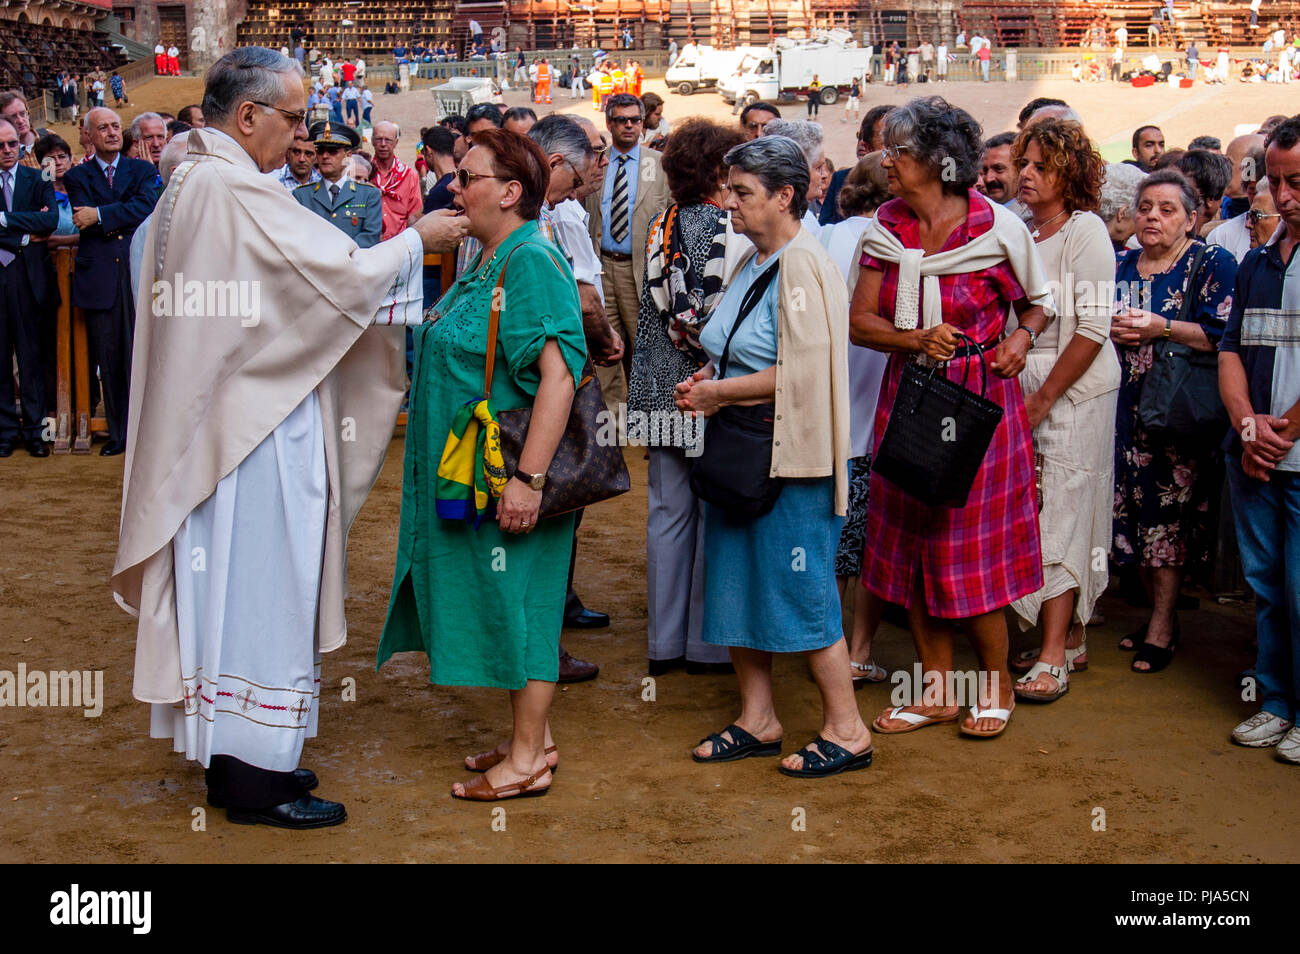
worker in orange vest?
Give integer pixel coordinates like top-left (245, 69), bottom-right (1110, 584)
top-left (593, 64), bottom-right (612, 110)
top-left (610, 62), bottom-right (627, 95)
top-left (629, 60), bottom-right (643, 96)
top-left (536, 58), bottom-right (552, 103)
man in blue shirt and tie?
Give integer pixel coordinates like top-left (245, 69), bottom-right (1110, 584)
top-left (587, 93), bottom-right (670, 408)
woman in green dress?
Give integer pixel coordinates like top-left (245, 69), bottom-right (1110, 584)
top-left (378, 128), bottom-right (588, 802)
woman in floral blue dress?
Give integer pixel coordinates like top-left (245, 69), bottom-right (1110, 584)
top-left (1110, 170), bottom-right (1237, 673)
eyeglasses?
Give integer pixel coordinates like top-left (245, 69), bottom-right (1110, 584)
top-left (592, 140), bottom-right (610, 159)
top-left (1247, 209), bottom-right (1281, 224)
top-left (562, 157), bottom-right (584, 190)
top-left (609, 115), bottom-right (642, 126)
top-left (253, 101), bottom-right (307, 126)
top-left (456, 168), bottom-right (507, 189)
top-left (882, 143), bottom-right (910, 160)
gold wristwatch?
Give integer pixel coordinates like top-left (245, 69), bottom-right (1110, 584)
top-left (515, 469), bottom-right (547, 491)
top-left (1163, 317), bottom-right (1173, 338)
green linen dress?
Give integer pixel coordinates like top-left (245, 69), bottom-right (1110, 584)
top-left (377, 220), bottom-right (588, 689)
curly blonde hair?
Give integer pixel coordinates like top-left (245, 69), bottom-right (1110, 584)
top-left (1011, 118), bottom-right (1104, 213)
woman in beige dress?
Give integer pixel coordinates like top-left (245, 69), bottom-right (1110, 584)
top-left (1007, 119), bottom-right (1120, 702)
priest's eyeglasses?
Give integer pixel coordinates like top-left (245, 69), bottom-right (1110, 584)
top-left (253, 101), bottom-right (308, 126)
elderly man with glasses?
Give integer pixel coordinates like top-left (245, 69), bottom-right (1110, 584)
top-left (112, 47), bottom-right (469, 830)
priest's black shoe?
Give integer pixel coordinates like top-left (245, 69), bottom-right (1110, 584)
top-left (0, 440), bottom-right (14, 458)
top-left (226, 794), bottom-right (346, 829)
top-left (100, 440), bottom-right (126, 457)
top-left (25, 440), bottom-right (49, 458)
top-left (564, 607), bottom-right (610, 629)
top-left (207, 767), bottom-right (319, 808)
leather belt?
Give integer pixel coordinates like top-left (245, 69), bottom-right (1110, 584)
top-left (601, 250), bottom-right (633, 262)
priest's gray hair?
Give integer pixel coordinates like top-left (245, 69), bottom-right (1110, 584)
top-left (202, 46), bottom-right (305, 126)
top-left (528, 114), bottom-right (595, 169)
top-left (763, 119), bottom-right (824, 168)
top-left (723, 136), bottom-right (810, 220)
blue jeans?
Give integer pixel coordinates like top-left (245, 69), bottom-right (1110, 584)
top-left (1229, 458), bottom-right (1300, 720)
top-left (980, 59), bottom-right (990, 81)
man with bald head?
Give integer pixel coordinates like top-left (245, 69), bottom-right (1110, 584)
top-left (0, 118), bottom-right (59, 456)
top-left (368, 119), bottom-right (421, 240)
top-left (1209, 136), bottom-right (1268, 261)
top-left (63, 106), bottom-right (161, 455)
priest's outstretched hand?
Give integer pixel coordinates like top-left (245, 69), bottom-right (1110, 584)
top-left (415, 209), bottom-right (471, 252)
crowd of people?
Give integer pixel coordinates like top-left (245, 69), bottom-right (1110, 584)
top-left (5, 41), bottom-right (1300, 828)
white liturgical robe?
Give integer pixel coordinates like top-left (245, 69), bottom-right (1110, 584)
top-left (117, 127), bottom-right (423, 771)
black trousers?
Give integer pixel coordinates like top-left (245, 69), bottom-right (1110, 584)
top-left (206, 755), bottom-right (303, 810)
top-left (0, 259), bottom-right (46, 442)
top-left (82, 268), bottom-right (135, 443)
top-left (565, 507), bottom-right (584, 616)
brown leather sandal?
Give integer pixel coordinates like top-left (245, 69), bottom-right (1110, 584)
top-left (451, 767), bottom-right (552, 801)
top-left (465, 744), bottom-right (558, 774)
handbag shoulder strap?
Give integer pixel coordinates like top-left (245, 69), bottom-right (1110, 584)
top-left (1175, 243), bottom-right (1210, 327)
top-left (718, 258), bottom-right (780, 378)
top-left (484, 238), bottom-right (575, 401)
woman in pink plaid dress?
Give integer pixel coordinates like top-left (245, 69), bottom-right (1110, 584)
top-left (849, 98), bottom-right (1052, 738)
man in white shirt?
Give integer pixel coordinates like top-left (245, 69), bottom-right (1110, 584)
top-left (155, 43), bottom-right (166, 75)
top-left (936, 43), bottom-right (948, 80)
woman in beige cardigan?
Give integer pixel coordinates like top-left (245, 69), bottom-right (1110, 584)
top-left (675, 136), bottom-right (870, 778)
top-left (1007, 119), bottom-right (1120, 702)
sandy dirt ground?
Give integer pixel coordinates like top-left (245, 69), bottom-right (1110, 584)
top-left (4, 73), bottom-right (1299, 863)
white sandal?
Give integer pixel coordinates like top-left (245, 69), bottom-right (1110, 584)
top-left (960, 702), bottom-right (1014, 738)
top-left (872, 705), bottom-right (958, 734)
top-left (1011, 641), bottom-right (1088, 674)
top-left (1014, 661), bottom-right (1069, 703)
top-left (850, 660), bottom-right (889, 684)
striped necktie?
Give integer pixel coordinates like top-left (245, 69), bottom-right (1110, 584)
top-left (609, 154), bottom-right (629, 244)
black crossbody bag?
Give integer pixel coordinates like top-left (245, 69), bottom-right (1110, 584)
top-left (689, 261), bottom-right (784, 518)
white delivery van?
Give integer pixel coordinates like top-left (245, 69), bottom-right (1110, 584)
top-left (720, 30), bottom-right (870, 107)
top-left (667, 45), bottom-right (769, 95)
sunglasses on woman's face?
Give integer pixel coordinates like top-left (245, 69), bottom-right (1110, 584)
top-left (456, 168), bottom-right (507, 189)
top-left (1247, 209), bottom-right (1281, 224)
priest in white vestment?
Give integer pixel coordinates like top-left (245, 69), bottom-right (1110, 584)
top-left (112, 47), bottom-right (468, 829)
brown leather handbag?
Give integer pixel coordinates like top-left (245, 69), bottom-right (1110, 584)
top-left (484, 243), bottom-right (631, 518)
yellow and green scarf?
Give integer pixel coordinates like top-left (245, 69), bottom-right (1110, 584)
top-left (436, 399), bottom-right (508, 525)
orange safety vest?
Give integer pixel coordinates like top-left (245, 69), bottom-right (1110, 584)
top-left (630, 64), bottom-right (643, 94)
top-left (596, 71), bottom-right (613, 93)
top-left (611, 69), bottom-right (627, 93)
top-left (537, 63), bottom-right (550, 81)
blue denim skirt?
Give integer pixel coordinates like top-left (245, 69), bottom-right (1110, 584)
top-left (701, 477), bottom-right (844, 653)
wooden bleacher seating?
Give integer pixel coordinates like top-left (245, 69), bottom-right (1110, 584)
top-left (0, 19), bottom-right (128, 100)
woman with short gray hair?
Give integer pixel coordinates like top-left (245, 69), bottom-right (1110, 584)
top-left (675, 135), bottom-right (870, 777)
top-left (879, 95), bottom-right (984, 197)
top-left (1108, 167), bottom-right (1238, 674)
top-left (851, 96), bottom-right (1055, 739)
top-left (1099, 161), bottom-right (1146, 251)
top-left (763, 119), bottom-right (829, 232)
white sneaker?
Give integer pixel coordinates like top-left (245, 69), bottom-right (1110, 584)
top-left (1231, 711), bottom-right (1294, 747)
top-left (1276, 726), bottom-right (1300, 764)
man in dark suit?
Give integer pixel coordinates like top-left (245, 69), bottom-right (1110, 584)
top-left (293, 122), bottom-right (381, 248)
top-left (0, 119), bottom-right (59, 457)
top-left (63, 108), bottom-right (158, 455)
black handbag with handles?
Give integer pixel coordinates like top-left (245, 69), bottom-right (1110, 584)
top-left (1136, 244), bottom-right (1229, 444)
top-left (689, 260), bottom-right (784, 518)
top-left (873, 332), bottom-right (1006, 508)
top-left (483, 242), bottom-right (631, 518)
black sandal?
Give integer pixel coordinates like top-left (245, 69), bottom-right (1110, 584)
top-left (692, 724), bottom-right (782, 763)
top-left (1132, 631), bottom-right (1179, 674)
top-left (777, 736), bottom-right (874, 778)
top-left (1118, 623), bottom-right (1147, 652)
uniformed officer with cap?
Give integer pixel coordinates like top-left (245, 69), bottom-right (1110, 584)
top-left (293, 121), bottom-right (382, 248)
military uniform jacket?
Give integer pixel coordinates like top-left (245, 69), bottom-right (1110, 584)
top-left (293, 177), bottom-right (383, 248)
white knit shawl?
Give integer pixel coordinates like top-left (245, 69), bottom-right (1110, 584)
top-left (855, 197), bottom-right (1057, 330)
